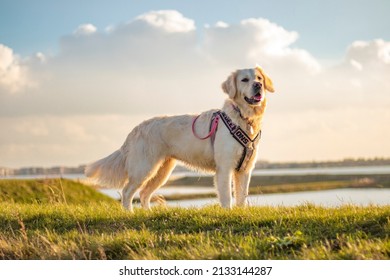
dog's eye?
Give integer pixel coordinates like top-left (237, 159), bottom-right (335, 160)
top-left (257, 76), bottom-right (262, 81)
top-left (241, 78), bottom-right (249, 82)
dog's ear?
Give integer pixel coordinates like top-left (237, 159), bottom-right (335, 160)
top-left (221, 71), bottom-right (237, 99)
top-left (256, 65), bottom-right (275, 93)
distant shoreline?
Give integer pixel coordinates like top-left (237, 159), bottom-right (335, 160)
top-left (1, 158), bottom-right (390, 177)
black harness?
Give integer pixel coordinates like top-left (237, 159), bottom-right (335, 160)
top-left (210, 110), bottom-right (261, 171)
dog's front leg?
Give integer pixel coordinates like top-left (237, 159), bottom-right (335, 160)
top-left (214, 167), bottom-right (233, 209)
top-left (233, 171), bottom-right (252, 207)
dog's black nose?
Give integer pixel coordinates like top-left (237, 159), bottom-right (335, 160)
top-left (253, 82), bottom-right (262, 91)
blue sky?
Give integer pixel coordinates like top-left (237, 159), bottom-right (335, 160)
top-left (1, 0), bottom-right (389, 58)
top-left (1, 1), bottom-right (390, 167)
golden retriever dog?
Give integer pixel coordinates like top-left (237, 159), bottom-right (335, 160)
top-left (85, 66), bottom-right (274, 211)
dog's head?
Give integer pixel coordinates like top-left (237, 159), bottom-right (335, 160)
top-left (221, 66), bottom-right (274, 107)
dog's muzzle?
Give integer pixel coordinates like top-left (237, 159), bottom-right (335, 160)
top-left (244, 82), bottom-right (263, 105)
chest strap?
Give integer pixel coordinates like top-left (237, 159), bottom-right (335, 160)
top-left (217, 111), bottom-right (261, 171)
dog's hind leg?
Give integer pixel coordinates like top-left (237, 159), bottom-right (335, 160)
top-left (121, 159), bottom-right (165, 212)
top-left (122, 181), bottom-right (141, 212)
top-left (139, 158), bottom-right (176, 210)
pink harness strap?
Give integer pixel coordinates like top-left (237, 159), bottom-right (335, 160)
top-left (192, 114), bottom-right (220, 140)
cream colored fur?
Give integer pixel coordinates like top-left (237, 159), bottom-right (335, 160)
top-left (85, 66), bottom-right (275, 211)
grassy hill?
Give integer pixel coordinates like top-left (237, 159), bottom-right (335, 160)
top-left (0, 178), bottom-right (115, 204)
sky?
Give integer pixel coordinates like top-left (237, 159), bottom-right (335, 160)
top-left (0, 0), bottom-right (390, 168)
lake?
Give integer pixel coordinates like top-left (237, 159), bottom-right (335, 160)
top-left (164, 188), bottom-right (390, 208)
top-left (172, 165), bottom-right (390, 178)
top-left (251, 165), bottom-right (390, 176)
top-left (102, 187), bottom-right (390, 208)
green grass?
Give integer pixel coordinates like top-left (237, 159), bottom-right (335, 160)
top-left (0, 179), bottom-right (389, 260)
top-left (0, 203), bottom-right (389, 260)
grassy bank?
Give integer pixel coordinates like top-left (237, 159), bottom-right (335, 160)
top-left (0, 178), bottom-right (389, 260)
top-left (0, 179), bottom-right (115, 204)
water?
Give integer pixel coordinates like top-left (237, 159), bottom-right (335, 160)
top-left (102, 187), bottom-right (390, 208)
top-left (165, 188), bottom-right (390, 208)
top-left (251, 165), bottom-right (390, 176)
top-left (172, 165), bottom-right (390, 178)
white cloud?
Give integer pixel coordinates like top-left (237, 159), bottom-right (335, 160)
top-left (1, 10), bottom-right (390, 166)
top-left (241, 18), bottom-right (298, 52)
top-left (73, 23), bottom-right (97, 36)
top-left (349, 59), bottom-right (363, 71)
top-left (215, 21), bottom-right (229, 28)
top-left (346, 39), bottom-right (390, 66)
top-left (136, 10), bottom-right (195, 33)
top-left (203, 17), bottom-right (321, 75)
top-left (1, 12), bottom-right (325, 117)
top-left (0, 44), bottom-right (31, 93)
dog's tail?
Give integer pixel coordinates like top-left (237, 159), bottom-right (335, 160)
top-left (85, 150), bottom-right (128, 188)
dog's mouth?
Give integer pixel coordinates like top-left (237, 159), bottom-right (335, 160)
top-left (244, 93), bottom-right (262, 105)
